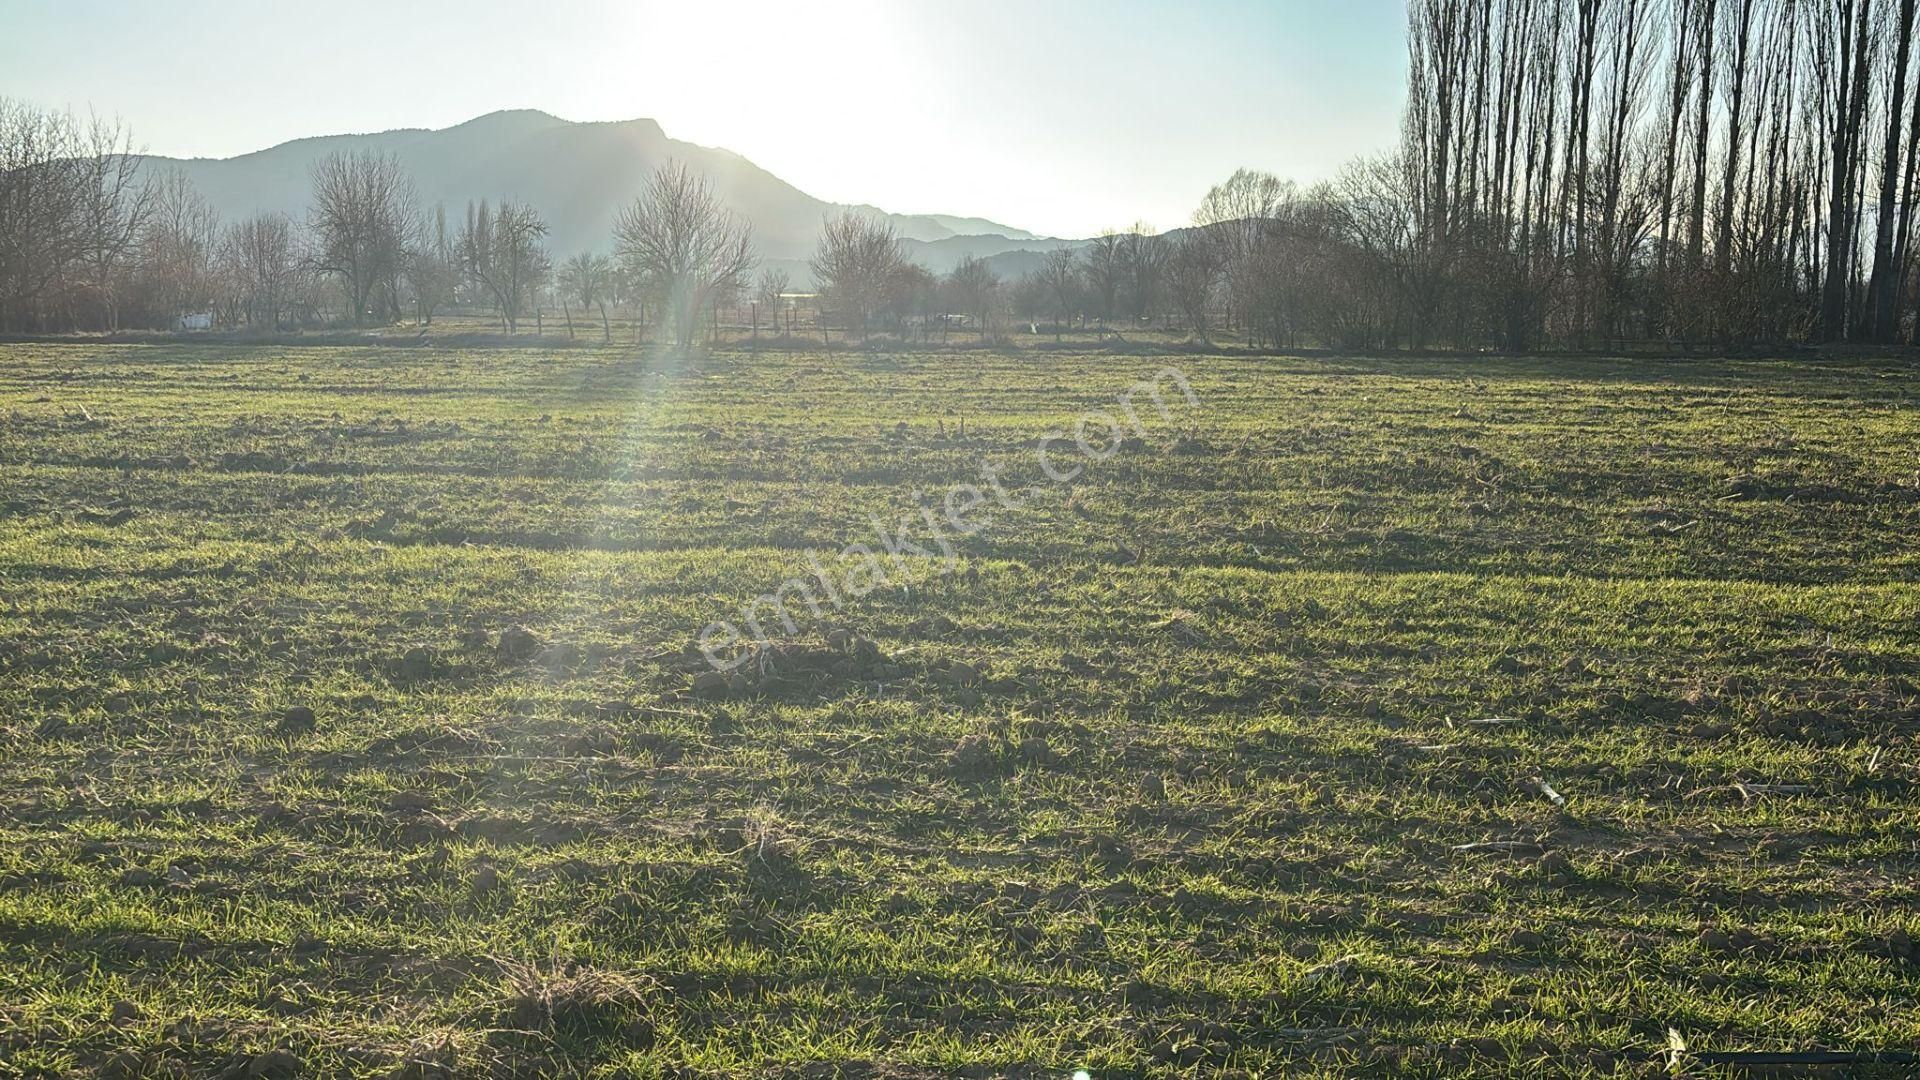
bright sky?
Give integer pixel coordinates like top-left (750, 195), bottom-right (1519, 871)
top-left (0, 0), bottom-right (1408, 238)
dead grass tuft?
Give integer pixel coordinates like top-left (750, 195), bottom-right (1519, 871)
top-left (496, 959), bottom-right (657, 1039)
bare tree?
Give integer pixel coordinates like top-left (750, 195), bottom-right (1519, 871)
top-left (1039, 246), bottom-right (1080, 338)
top-left (1194, 168), bottom-right (1294, 331)
top-left (1867, 0), bottom-right (1916, 339)
top-left (559, 252), bottom-right (609, 310)
top-left (73, 126), bottom-right (153, 331)
top-left (1165, 232), bottom-right (1222, 341)
top-left (1335, 152), bottom-right (1427, 348)
top-left (1117, 224), bottom-right (1169, 324)
top-left (140, 170), bottom-right (222, 325)
top-left (0, 100), bottom-right (149, 331)
top-left (754, 267), bottom-right (790, 335)
top-left (460, 200), bottom-right (549, 332)
top-left (1011, 269), bottom-right (1049, 326)
top-left (810, 211), bottom-right (910, 341)
top-left (612, 161), bottom-right (756, 350)
top-left (1816, 0), bottom-right (1876, 341)
top-left (556, 251), bottom-right (614, 336)
top-left (559, 251), bottom-right (615, 340)
top-left (885, 261), bottom-right (935, 336)
top-left (944, 254), bottom-right (1001, 337)
top-left (1236, 228), bottom-right (1300, 349)
top-left (404, 204), bottom-right (458, 326)
top-left (308, 150), bottom-right (418, 326)
top-left (220, 212), bottom-right (299, 330)
top-left (1079, 232), bottom-right (1124, 327)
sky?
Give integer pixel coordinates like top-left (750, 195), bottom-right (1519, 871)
top-left (0, 0), bottom-right (1409, 238)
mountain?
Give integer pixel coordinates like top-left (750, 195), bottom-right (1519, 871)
top-left (848, 206), bottom-right (1038, 243)
top-left (133, 109), bottom-right (1055, 273)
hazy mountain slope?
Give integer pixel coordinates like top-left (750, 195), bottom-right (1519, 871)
top-left (848, 205), bottom-right (1038, 243)
top-left (133, 110), bottom-right (1039, 261)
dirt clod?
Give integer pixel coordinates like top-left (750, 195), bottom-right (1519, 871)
top-left (496, 625), bottom-right (541, 661)
top-left (397, 645), bottom-right (436, 681)
top-left (948, 734), bottom-right (998, 774)
top-left (246, 1049), bottom-right (300, 1079)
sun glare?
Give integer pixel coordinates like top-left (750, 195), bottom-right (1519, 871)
top-left (603, 1), bottom-right (934, 204)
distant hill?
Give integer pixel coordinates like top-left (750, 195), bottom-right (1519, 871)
top-left (849, 207), bottom-right (1039, 244)
top-left (132, 109), bottom-right (1060, 275)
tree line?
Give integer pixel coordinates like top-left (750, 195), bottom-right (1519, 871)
top-left (809, 0), bottom-right (1920, 352)
top-left (1361, 0), bottom-right (1920, 349)
top-left (14, 0), bottom-right (1920, 351)
top-left (0, 102), bottom-right (711, 339)
top-left (1028, 0), bottom-right (1920, 351)
top-left (0, 93), bottom-right (1191, 346)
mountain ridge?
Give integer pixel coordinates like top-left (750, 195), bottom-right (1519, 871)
top-left (133, 109), bottom-right (1062, 275)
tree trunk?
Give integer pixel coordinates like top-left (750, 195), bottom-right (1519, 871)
top-left (1869, 0), bottom-right (1916, 340)
top-left (1820, 0), bottom-right (1873, 342)
top-left (1687, 0), bottom-right (1718, 273)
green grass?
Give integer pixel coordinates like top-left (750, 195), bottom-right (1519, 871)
top-left (0, 343), bottom-right (1917, 1077)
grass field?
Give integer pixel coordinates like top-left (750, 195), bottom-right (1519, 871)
top-left (1, 342), bottom-right (1918, 1078)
